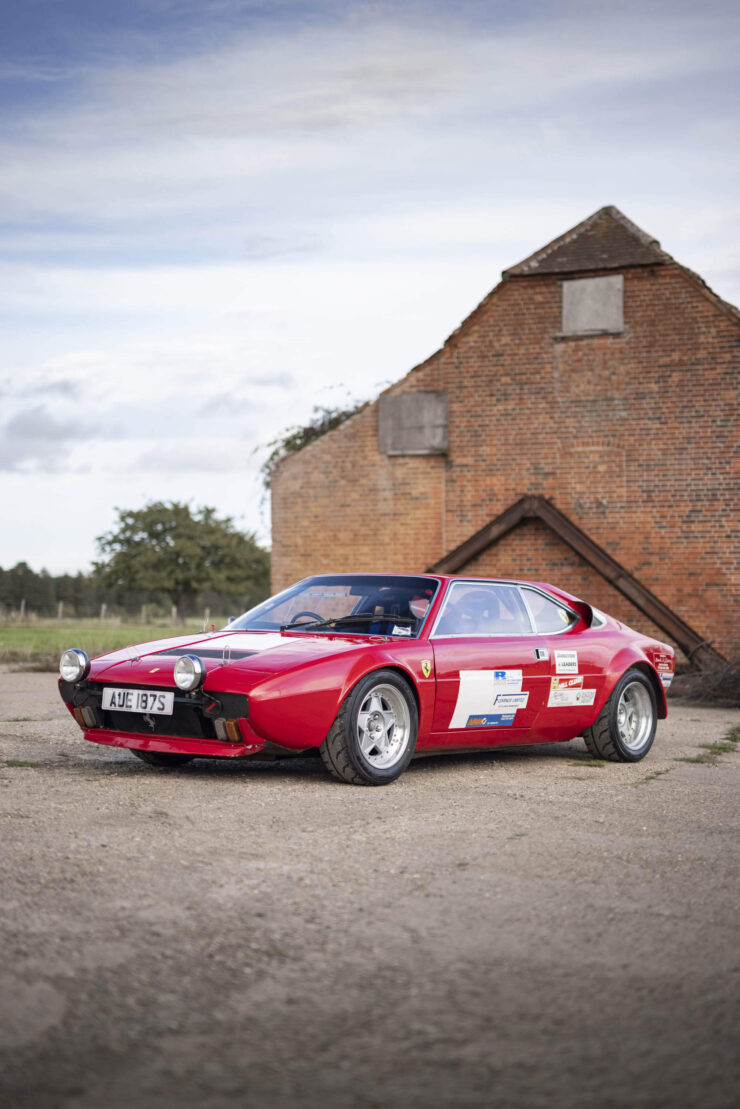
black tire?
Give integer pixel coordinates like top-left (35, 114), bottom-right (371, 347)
top-left (583, 668), bottom-right (657, 762)
top-left (320, 669), bottom-right (418, 786)
top-left (130, 749), bottom-right (194, 768)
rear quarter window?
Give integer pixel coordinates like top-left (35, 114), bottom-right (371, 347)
top-left (521, 588), bottom-right (578, 634)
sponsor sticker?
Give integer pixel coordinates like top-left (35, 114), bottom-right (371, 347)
top-left (450, 669), bottom-right (524, 729)
top-left (554, 650), bottom-right (578, 674)
top-left (547, 676), bottom-right (596, 708)
top-left (392, 624), bottom-right (412, 636)
top-left (493, 692), bottom-right (529, 710)
top-left (551, 675), bottom-right (583, 690)
top-left (466, 713), bottom-right (516, 728)
top-left (660, 674), bottom-right (674, 687)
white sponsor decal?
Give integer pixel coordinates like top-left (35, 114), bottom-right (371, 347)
top-left (547, 676), bottom-right (596, 707)
top-left (660, 674), bottom-right (674, 687)
top-left (392, 624), bottom-right (412, 637)
top-left (450, 670), bottom-right (524, 729)
top-left (493, 691), bottom-right (530, 711)
top-left (554, 650), bottom-right (578, 674)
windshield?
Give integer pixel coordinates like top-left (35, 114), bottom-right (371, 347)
top-left (229, 575), bottom-right (440, 638)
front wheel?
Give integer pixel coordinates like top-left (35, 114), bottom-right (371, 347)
top-left (320, 670), bottom-right (418, 785)
top-left (583, 668), bottom-right (657, 762)
top-left (130, 749), bottom-right (194, 768)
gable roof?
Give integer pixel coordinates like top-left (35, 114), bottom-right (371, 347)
top-left (503, 205), bottom-right (672, 277)
top-left (427, 494), bottom-right (726, 669)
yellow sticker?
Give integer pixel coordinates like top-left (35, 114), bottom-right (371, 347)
top-left (421, 660), bottom-right (433, 679)
top-left (149, 667), bottom-right (160, 673)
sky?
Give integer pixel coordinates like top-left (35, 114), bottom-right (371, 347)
top-left (1, 0), bottom-right (738, 574)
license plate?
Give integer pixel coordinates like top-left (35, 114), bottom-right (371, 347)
top-left (102, 687), bottom-right (174, 715)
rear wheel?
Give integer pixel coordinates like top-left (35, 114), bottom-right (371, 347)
top-left (320, 669), bottom-right (418, 786)
top-left (583, 668), bottom-right (657, 762)
top-left (130, 749), bottom-right (194, 768)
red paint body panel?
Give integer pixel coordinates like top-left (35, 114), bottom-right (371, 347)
top-left (58, 574), bottom-right (674, 763)
top-left (83, 728), bottom-right (257, 758)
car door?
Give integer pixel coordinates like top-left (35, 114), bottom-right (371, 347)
top-left (428, 581), bottom-right (551, 748)
top-left (519, 586), bottom-right (609, 739)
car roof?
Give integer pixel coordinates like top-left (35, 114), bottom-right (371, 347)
top-left (304, 573), bottom-right (590, 608)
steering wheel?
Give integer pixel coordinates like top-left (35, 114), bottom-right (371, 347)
top-left (290, 610), bottom-right (324, 624)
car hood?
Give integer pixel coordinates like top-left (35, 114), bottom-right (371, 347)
top-left (89, 629), bottom-right (384, 686)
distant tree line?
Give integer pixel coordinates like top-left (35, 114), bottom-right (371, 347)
top-left (0, 561), bottom-right (267, 622)
top-left (1, 501), bottom-right (271, 622)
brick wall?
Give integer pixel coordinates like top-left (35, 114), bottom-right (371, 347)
top-left (271, 262), bottom-right (740, 659)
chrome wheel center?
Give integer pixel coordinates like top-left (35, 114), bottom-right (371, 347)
top-left (356, 684), bottom-right (411, 770)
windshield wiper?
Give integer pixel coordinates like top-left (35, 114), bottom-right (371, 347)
top-left (280, 614), bottom-right (416, 633)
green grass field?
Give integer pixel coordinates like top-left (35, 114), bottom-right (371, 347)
top-left (0, 619), bottom-right (228, 670)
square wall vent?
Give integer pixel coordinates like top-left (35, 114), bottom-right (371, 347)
top-left (378, 392), bottom-right (448, 455)
top-left (561, 274), bottom-right (624, 334)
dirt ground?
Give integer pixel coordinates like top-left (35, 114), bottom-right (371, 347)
top-left (0, 666), bottom-right (738, 1109)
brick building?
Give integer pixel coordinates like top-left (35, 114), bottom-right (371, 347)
top-left (271, 206), bottom-right (739, 666)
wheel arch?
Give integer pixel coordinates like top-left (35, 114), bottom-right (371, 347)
top-left (605, 649), bottom-right (667, 719)
top-left (374, 664), bottom-right (420, 709)
top-left (629, 661), bottom-right (667, 719)
top-left (341, 661), bottom-right (420, 713)
top-left (337, 659), bottom-right (428, 739)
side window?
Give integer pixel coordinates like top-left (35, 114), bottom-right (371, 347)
top-left (521, 588), bottom-right (578, 634)
top-left (434, 582), bottom-right (533, 636)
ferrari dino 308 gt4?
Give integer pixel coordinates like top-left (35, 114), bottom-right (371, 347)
top-left (59, 574), bottom-right (674, 785)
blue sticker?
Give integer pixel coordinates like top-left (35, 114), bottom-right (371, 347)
top-left (466, 713), bottom-right (516, 727)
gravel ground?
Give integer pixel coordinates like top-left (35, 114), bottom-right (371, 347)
top-left (0, 666), bottom-right (738, 1109)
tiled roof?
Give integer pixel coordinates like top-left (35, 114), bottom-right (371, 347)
top-left (504, 205), bottom-right (673, 277)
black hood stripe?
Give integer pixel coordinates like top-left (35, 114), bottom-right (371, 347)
top-left (153, 648), bottom-right (259, 660)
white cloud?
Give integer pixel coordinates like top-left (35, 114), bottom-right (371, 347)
top-left (0, 1), bottom-right (738, 571)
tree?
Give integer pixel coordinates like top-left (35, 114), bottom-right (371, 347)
top-left (94, 502), bottom-right (270, 622)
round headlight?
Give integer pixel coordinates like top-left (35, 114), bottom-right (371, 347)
top-left (60, 648), bottom-right (90, 683)
top-left (173, 654), bottom-right (205, 692)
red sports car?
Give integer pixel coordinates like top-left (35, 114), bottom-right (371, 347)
top-left (59, 574), bottom-right (675, 785)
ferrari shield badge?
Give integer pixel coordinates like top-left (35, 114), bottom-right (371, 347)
top-left (421, 660), bottom-right (433, 679)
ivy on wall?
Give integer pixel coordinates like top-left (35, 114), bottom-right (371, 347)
top-left (259, 401), bottom-right (367, 489)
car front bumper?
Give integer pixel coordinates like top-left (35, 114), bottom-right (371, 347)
top-left (60, 677), bottom-right (266, 757)
top-left (81, 726), bottom-right (263, 758)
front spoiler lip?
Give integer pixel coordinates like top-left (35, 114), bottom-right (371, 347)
top-left (83, 726), bottom-right (263, 759)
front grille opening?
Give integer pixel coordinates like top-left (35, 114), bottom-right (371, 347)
top-left (81, 682), bottom-right (247, 742)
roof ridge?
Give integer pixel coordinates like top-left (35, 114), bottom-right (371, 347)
top-left (602, 205), bottom-right (668, 253)
top-left (503, 205), bottom-right (672, 277)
